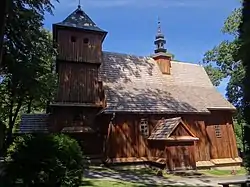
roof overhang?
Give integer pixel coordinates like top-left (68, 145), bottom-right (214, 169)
top-left (148, 136), bottom-right (199, 142)
top-left (50, 102), bottom-right (103, 108)
top-left (98, 109), bottom-right (211, 115)
top-left (207, 107), bottom-right (237, 113)
top-left (150, 52), bottom-right (173, 59)
top-left (53, 24), bottom-right (108, 43)
top-left (61, 126), bottom-right (95, 133)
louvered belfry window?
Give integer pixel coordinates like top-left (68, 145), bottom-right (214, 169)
top-left (140, 119), bottom-right (149, 136)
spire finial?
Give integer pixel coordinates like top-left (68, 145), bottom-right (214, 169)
top-left (78, 0), bottom-right (81, 9)
top-left (157, 16), bottom-right (162, 35)
top-left (154, 16), bottom-right (167, 54)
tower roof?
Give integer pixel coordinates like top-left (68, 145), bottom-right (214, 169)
top-left (54, 5), bottom-right (106, 33)
top-left (156, 17), bottom-right (165, 39)
top-left (154, 17), bottom-right (167, 54)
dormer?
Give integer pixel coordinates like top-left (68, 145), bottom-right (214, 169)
top-left (53, 5), bottom-right (107, 64)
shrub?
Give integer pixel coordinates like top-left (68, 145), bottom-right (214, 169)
top-left (1, 134), bottom-right (84, 187)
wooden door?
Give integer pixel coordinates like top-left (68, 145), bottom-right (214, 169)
top-left (166, 143), bottom-right (195, 171)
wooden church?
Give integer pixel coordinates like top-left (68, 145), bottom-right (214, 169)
top-left (19, 5), bottom-right (242, 171)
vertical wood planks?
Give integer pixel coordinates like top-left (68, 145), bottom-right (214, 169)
top-left (57, 29), bottom-right (103, 64)
top-left (56, 62), bottom-right (103, 104)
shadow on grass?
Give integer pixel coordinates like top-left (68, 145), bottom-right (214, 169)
top-left (80, 179), bottom-right (196, 187)
top-left (83, 166), bottom-right (215, 187)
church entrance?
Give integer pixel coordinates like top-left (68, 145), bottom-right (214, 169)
top-left (165, 142), bottom-right (196, 171)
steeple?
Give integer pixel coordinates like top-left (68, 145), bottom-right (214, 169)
top-left (52, 4), bottom-right (107, 106)
top-left (152, 17), bottom-right (172, 75)
top-left (53, 4), bottom-right (107, 41)
top-left (154, 17), bottom-right (167, 54)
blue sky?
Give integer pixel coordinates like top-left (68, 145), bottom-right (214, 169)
top-left (44, 0), bottom-right (240, 97)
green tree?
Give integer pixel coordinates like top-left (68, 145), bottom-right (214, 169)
top-left (0, 0), bottom-right (58, 154)
top-left (239, 0), bottom-right (250, 169)
top-left (0, 0), bottom-right (56, 65)
top-left (202, 3), bottom-right (245, 151)
top-left (0, 0), bottom-right (8, 65)
top-left (1, 134), bottom-right (84, 186)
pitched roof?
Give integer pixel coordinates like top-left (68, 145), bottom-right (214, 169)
top-left (18, 114), bottom-right (49, 133)
top-left (99, 52), bottom-right (236, 113)
top-left (148, 117), bottom-right (198, 141)
top-left (54, 6), bottom-right (106, 33)
top-left (148, 117), bottom-right (182, 140)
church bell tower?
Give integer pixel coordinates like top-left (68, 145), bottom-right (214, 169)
top-left (49, 4), bottom-right (107, 135)
top-left (52, 4), bottom-right (107, 105)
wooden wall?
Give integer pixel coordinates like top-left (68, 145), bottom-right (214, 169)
top-left (153, 56), bottom-right (171, 74)
top-left (56, 62), bottom-right (105, 105)
top-left (183, 111), bottom-right (238, 161)
top-left (171, 124), bottom-right (192, 137)
top-left (49, 107), bottom-right (105, 155)
top-left (105, 112), bottom-right (239, 164)
top-left (49, 107), bottom-right (101, 132)
top-left (56, 29), bottom-right (103, 63)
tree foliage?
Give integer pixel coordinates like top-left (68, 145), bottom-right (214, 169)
top-left (204, 64), bottom-right (225, 86)
top-left (203, 5), bottom-right (242, 102)
top-left (0, 0), bottom-right (57, 153)
top-left (202, 2), bottom-right (245, 150)
top-left (239, 0), bottom-right (250, 169)
top-left (1, 134), bottom-right (84, 187)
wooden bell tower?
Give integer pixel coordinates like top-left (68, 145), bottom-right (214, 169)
top-left (52, 5), bottom-right (107, 106)
top-left (49, 5), bottom-right (107, 135)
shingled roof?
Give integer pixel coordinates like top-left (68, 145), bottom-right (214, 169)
top-left (99, 52), bottom-right (236, 114)
top-left (18, 114), bottom-right (49, 133)
top-left (54, 6), bottom-right (106, 34)
top-left (148, 117), bottom-right (198, 141)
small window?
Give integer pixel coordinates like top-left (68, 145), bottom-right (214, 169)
top-left (71, 36), bottom-right (76, 42)
top-left (214, 125), bottom-right (221, 138)
top-left (83, 38), bottom-right (89, 44)
top-left (140, 119), bottom-right (149, 136)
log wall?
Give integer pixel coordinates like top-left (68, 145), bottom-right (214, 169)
top-left (106, 112), bottom-right (239, 168)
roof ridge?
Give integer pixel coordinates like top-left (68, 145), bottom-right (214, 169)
top-left (103, 51), bottom-right (146, 59)
top-left (171, 60), bottom-right (201, 67)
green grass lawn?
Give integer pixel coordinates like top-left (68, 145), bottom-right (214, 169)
top-left (200, 167), bottom-right (247, 176)
top-left (81, 179), bottom-right (195, 187)
top-left (84, 166), bottom-right (248, 186)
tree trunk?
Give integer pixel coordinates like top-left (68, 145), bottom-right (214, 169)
top-left (0, 0), bottom-right (8, 66)
top-left (3, 99), bottom-right (23, 155)
top-left (27, 98), bottom-right (33, 114)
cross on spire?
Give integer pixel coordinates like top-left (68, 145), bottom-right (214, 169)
top-left (157, 17), bottom-right (162, 35)
top-left (78, 0), bottom-right (81, 8)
